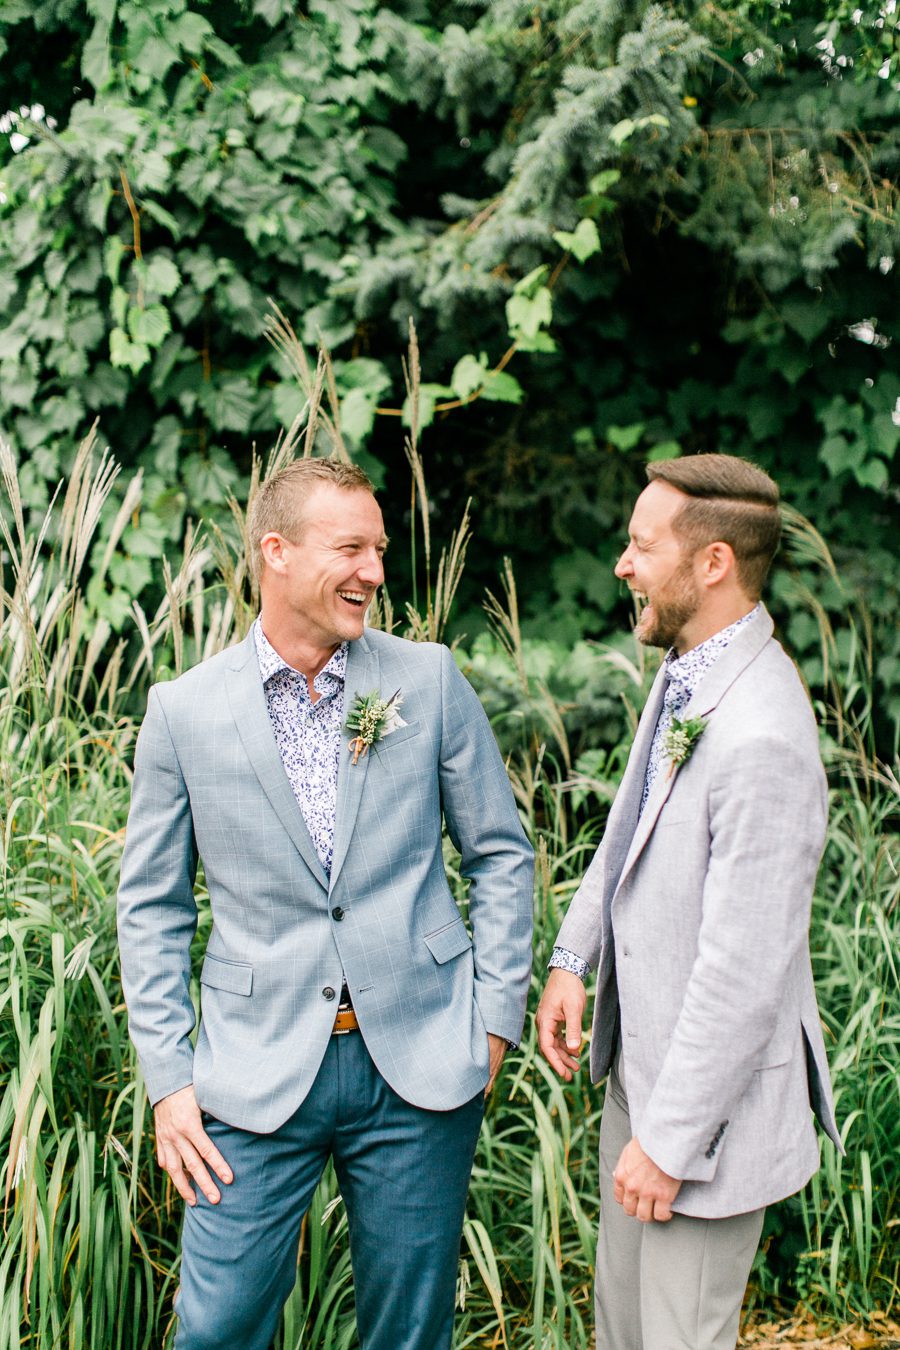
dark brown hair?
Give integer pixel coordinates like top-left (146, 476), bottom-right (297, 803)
top-left (248, 458), bottom-right (375, 581)
top-left (646, 454), bottom-right (781, 599)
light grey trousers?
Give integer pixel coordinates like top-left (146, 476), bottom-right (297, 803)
top-left (596, 1048), bottom-right (765, 1350)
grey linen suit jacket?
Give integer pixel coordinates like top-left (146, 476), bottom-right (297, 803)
top-left (556, 606), bottom-right (841, 1219)
top-left (117, 626), bottom-right (534, 1134)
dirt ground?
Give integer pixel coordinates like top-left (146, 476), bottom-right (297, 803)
top-left (739, 1313), bottom-right (900, 1348)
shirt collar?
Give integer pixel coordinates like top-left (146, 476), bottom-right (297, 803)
top-left (253, 618), bottom-right (348, 691)
top-left (664, 604), bottom-right (760, 699)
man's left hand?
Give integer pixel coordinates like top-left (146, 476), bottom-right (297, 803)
top-left (486, 1033), bottom-right (508, 1095)
top-left (613, 1137), bottom-right (682, 1222)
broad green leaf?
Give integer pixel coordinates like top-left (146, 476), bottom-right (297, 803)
top-left (272, 381), bottom-right (308, 428)
top-left (402, 383), bottom-right (453, 431)
top-left (607, 423), bottom-right (645, 452)
top-left (128, 304), bottom-right (172, 348)
top-left (109, 327), bottom-right (151, 373)
top-left (339, 387), bottom-right (377, 444)
top-left (506, 288), bottom-right (552, 340)
top-left (854, 456), bottom-right (888, 489)
top-left (198, 378), bottom-right (256, 433)
top-left (142, 256), bottom-right (181, 298)
top-left (553, 218), bottom-right (601, 263)
top-left (480, 370), bottom-right (523, 404)
top-left (82, 18), bottom-right (112, 90)
top-left (104, 237), bottom-right (125, 286)
top-left (451, 353), bottom-right (488, 401)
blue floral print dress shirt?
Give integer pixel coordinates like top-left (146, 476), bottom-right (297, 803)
top-left (253, 619), bottom-right (348, 875)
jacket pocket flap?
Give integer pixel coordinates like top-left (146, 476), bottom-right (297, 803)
top-left (424, 918), bottom-right (472, 964)
top-left (380, 720), bottom-right (421, 750)
top-left (201, 953), bottom-right (253, 996)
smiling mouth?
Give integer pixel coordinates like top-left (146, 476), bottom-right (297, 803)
top-left (338, 590), bottom-right (369, 608)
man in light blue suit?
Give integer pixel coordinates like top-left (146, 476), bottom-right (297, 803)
top-left (537, 454), bottom-right (840, 1350)
top-left (117, 458), bottom-right (534, 1350)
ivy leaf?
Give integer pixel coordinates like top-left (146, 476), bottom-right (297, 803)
top-left (142, 256), bottom-right (181, 298)
top-left (402, 383), bottom-right (453, 431)
top-left (506, 287), bottom-right (552, 340)
top-left (128, 304), bottom-right (172, 348)
top-left (451, 353), bottom-right (488, 401)
top-left (607, 423), bottom-right (645, 452)
top-left (553, 218), bottom-right (601, 263)
top-left (109, 327), bottom-right (152, 374)
top-left (272, 381), bottom-right (308, 428)
top-left (198, 378), bottom-right (257, 433)
top-left (480, 370), bottom-right (523, 404)
top-left (339, 387), bottom-right (378, 445)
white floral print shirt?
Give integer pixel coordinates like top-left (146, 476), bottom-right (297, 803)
top-left (254, 619), bottom-right (348, 875)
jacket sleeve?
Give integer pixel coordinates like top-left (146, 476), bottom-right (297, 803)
top-left (438, 646), bottom-right (535, 1045)
top-left (636, 731), bottom-right (827, 1182)
top-left (117, 685), bottom-right (200, 1105)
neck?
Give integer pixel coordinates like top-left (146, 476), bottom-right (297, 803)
top-left (258, 613), bottom-right (340, 683)
top-left (674, 597), bottom-right (757, 657)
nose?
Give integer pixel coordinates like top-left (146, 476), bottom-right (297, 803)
top-left (614, 546), bottom-right (633, 579)
top-left (357, 549), bottom-right (385, 587)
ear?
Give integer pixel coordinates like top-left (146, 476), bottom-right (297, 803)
top-left (259, 531), bottom-right (290, 576)
top-left (698, 540), bottom-right (736, 588)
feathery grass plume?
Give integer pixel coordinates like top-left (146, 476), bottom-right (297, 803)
top-left (263, 301), bottom-right (351, 463)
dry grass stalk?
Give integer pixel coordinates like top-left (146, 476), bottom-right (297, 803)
top-left (264, 301), bottom-right (351, 462)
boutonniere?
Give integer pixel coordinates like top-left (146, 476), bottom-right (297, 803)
top-left (664, 716), bottom-right (707, 778)
top-left (345, 689), bottom-right (406, 764)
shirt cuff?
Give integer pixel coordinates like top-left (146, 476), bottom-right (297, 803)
top-left (549, 946), bottom-right (591, 980)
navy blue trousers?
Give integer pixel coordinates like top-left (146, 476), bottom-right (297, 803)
top-left (174, 1033), bottom-right (484, 1350)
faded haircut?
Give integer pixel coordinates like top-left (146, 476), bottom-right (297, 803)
top-left (646, 454), bottom-right (781, 600)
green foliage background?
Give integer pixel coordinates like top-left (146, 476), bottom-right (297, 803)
top-left (1, 3), bottom-right (899, 1342)
top-left (1, 0), bottom-right (898, 734)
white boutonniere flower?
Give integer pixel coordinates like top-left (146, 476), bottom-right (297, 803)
top-left (345, 689), bottom-right (406, 765)
top-left (664, 715), bottom-right (707, 778)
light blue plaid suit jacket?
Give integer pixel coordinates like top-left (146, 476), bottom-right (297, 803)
top-left (117, 627), bottom-right (534, 1133)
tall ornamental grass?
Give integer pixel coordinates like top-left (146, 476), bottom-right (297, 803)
top-left (1, 406), bottom-right (897, 1346)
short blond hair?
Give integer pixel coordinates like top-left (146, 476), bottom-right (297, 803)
top-left (248, 458), bottom-right (375, 581)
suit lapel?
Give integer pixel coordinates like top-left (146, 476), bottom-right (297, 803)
top-left (225, 632), bottom-right (329, 891)
top-left (603, 663), bottom-right (667, 892)
top-left (328, 632), bottom-right (379, 893)
top-left (615, 605), bottom-right (775, 893)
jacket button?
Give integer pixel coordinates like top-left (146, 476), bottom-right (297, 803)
top-left (331, 906), bottom-right (344, 921)
top-left (322, 986), bottom-right (336, 1001)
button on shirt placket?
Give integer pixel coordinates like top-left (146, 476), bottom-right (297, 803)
top-left (254, 620), bottom-right (348, 877)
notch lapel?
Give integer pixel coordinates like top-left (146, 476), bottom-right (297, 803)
top-left (328, 632), bottom-right (379, 893)
top-left (615, 605), bottom-right (775, 893)
top-left (602, 663), bottom-right (667, 893)
top-left (225, 633), bottom-right (329, 891)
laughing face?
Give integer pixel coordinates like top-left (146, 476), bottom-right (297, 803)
top-left (268, 483), bottom-right (388, 650)
top-left (615, 480), bottom-right (701, 652)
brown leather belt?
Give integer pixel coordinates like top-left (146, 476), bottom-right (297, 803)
top-left (332, 1005), bottom-right (359, 1035)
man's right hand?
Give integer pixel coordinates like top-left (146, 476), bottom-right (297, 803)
top-left (536, 968), bottom-right (586, 1080)
top-left (154, 1084), bottom-right (233, 1206)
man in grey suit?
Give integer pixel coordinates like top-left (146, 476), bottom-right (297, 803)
top-left (536, 454), bottom-right (840, 1350)
top-left (117, 458), bottom-right (534, 1350)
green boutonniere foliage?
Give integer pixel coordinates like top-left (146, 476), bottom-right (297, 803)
top-left (345, 689), bottom-right (404, 764)
top-left (664, 716), bottom-right (707, 777)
